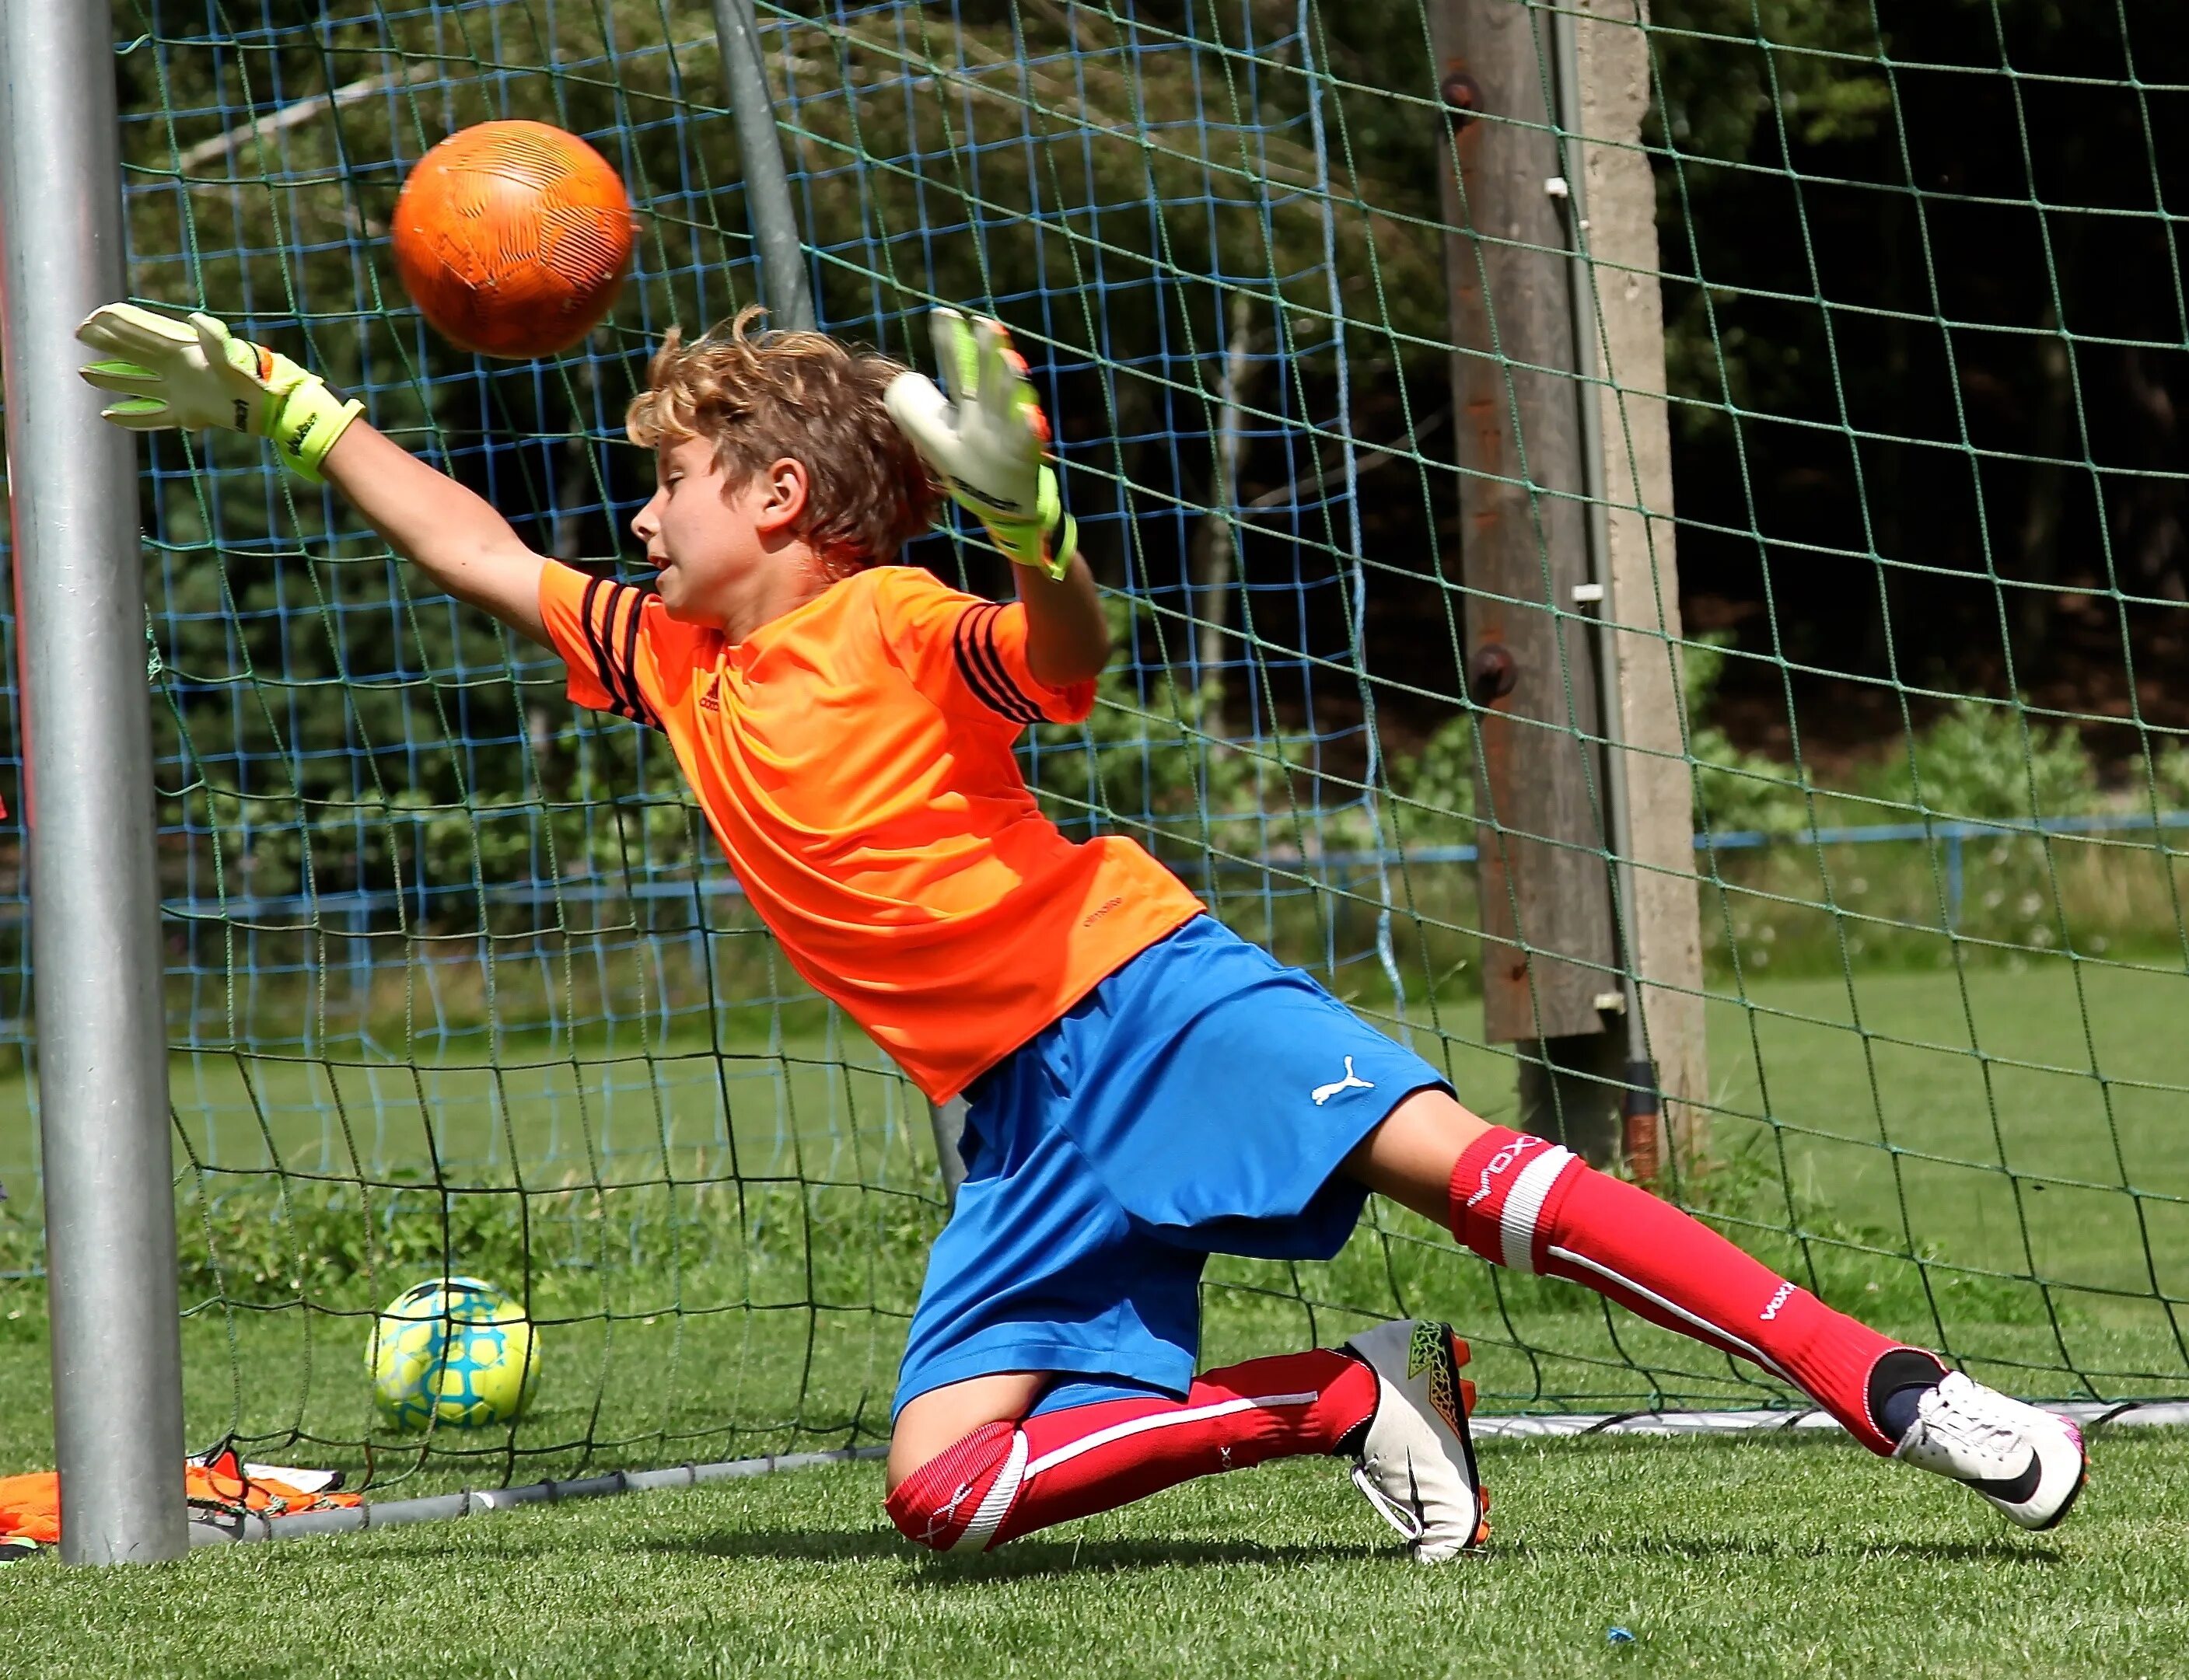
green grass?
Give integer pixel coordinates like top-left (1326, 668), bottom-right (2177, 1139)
top-left (0, 963), bottom-right (2182, 1493)
top-left (2, 1433), bottom-right (2184, 1678)
top-left (0, 964), bottom-right (2183, 1671)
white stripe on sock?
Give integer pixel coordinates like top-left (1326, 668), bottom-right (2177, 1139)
top-left (1546, 1244), bottom-right (1799, 1387)
top-left (952, 1427), bottom-right (1028, 1553)
top-left (1498, 1145), bottom-right (1575, 1274)
top-left (1022, 1392), bottom-right (1321, 1480)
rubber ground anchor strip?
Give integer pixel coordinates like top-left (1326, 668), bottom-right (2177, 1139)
top-left (187, 1399), bottom-right (2189, 1547)
top-left (1466, 1398), bottom-right (2189, 1441)
top-left (185, 1445), bottom-right (886, 1546)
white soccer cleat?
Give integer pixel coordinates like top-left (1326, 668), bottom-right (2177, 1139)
top-left (1893, 1371), bottom-right (2088, 1531)
top-left (1340, 1319), bottom-right (1488, 1563)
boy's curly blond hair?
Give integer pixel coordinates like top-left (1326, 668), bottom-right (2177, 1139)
top-left (626, 306), bottom-right (939, 576)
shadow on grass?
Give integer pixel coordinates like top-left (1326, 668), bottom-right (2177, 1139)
top-left (311, 1518), bottom-right (2063, 1576)
top-left (1489, 1534), bottom-right (2061, 1566)
top-left (652, 1529), bottom-right (1386, 1578)
top-left (236, 1502), bottom-right (2063, 1577)
top-left (651, 1525), bottom-right (2058, 1573)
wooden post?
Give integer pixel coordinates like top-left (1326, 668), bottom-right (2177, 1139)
top-left (1431, 0), bottom-right (1624, 1163)
top-left (1568, 0), bottom-right (1708, 1169)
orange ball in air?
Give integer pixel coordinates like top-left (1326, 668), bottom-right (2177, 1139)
top-left (390, 120), bottom-right (635, 359)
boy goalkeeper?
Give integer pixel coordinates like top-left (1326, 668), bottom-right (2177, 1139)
top-left (75, 300), bottom-right (2087, 1560)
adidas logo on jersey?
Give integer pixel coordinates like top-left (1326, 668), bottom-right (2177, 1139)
top-left (699, 674), bottom-right (722, 713)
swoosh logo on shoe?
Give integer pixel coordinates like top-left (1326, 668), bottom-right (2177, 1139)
top-left (1966, 1452), bottom-right (2043, 1505)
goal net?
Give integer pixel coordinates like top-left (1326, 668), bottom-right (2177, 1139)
top-left (0, 0), bottom-right (2183, 1489)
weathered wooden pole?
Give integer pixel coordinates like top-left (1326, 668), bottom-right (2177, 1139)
top-left (1565, 0), bottom-right (1708, 1170)
top-left (1432, 0), bottom-right (1624, 1162)
top-left (1431, 0), bottom-right (1704, 1170)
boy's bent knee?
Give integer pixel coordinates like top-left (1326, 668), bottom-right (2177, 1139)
top-left (883, 1418), bottom-right (1024, 1552)
top-left (887, 1370), bottom-right (1048, 1493)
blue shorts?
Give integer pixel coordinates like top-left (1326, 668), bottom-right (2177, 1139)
top-left (893, 915), bottom-right (1449, 1418)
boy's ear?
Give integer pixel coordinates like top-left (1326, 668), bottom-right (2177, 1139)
top-left (754, 456), bottom-right (810, 534)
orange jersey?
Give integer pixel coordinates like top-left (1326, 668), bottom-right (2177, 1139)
top-left (537, 561), bottom-right (1204, 1100)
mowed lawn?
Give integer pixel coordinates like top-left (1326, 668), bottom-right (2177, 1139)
top-left (0, 963), bottom-right (2184, 1671)
top-left (1705, 959), bottom-right (2189, 1298)
top-left (7, 959), bottom-right (2185, 1290)
top-left (0, 961), bottom-right (2186, 1488)
top-left (1, 1435), bottom-right (2186, 1678)
top-left (8, 960), bottom-right (2184, 1288)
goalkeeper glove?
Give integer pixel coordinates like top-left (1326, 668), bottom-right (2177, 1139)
top-left (75, 303), bottom-right (363, 483)
top-left (885, 308), bottom-right (1077, 581)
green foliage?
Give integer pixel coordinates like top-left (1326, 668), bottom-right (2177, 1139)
top-left (1684, 632), bottom-right (2114, 837)
top-left (1684, 633), bottom-right (1815, 838)
top-left (2139, 738), bottom-right (2189, 812)
top-left (1383, 714), bottom-right (1475, 848)
top-left (1859, 700), bottom-right (2101, 823)
top-left (1647, 0), bottom-right (1894, 162)
top-left (1649, 0), bottom-right (1897, 438)
top-left (0, 1193), bottom-right (39, 1292)
top-left (1030, 672), bottom-right (1257, 863)
top-left (1029, 597), bottom-right (1326, 865)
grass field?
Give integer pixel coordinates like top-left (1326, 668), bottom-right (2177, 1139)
top-left (2, 1434), bottom-right (2185, 1678)
top-left (1, 962), bottom-right (2186, 1490)
top-left (0, 961), bottom-right (2183, 1670)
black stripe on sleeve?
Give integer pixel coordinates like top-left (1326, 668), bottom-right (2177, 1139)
top-left (578, 575), bottom-right (638, 723)
top-left (974, 606), bottom-right (1049, 725)
top-left (977, 608), bottom-right (1054, 725)
top-left (577, 577), bottom-right (664, 732)
top-left (952, 603), bottom-right (1044, 725)
top-left (608, 583), bottom-right (662, 731)
top-left (949, 605), bottom-right (1016, 719)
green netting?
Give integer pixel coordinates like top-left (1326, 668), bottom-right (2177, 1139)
top-left (0, 0), bottom-right (2185, 1489)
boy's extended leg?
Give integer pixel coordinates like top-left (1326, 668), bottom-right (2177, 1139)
top-left (886, 1350), bottom-right (1378, 1553)
top-left (1347, 1089), bottom-right (2086, 1528)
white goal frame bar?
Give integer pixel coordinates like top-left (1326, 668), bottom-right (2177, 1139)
top-left (187, 1399), bottom-right (2187, 1548)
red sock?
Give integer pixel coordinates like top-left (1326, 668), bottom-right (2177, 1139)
top-left (1449, 1127), bottom-right (1928, 1453)
top-left (885, 1349), bottom-right (1376, 1553)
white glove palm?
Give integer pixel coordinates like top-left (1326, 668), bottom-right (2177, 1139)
top-left (76, 303), bottom-right (362, 481)
top-left (885, 309), bottom-right (1076, 579)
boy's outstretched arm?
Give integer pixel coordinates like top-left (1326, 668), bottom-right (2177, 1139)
top-left (318, 422), bottom-right (546, 644)
top-left (76, 303), bottom-right (548, 646)
top-left (885, 308), bottom-right (1110, 689)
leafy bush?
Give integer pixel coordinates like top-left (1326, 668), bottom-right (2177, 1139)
top-left (2151, 739), bottom-right (2189, 809)
top-left (1859, 700), bottom-right (2100, 823)
top-left (1383, 714), bottom-right (1475, 849)
top-left (1684, 634), bottom-right (1818, 838)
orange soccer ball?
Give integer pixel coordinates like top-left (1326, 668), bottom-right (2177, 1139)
top-left (390, 120), bottom-right (635, 359)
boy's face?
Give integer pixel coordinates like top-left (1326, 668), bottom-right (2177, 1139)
top-left (631, 436), bottom-right (811, 630)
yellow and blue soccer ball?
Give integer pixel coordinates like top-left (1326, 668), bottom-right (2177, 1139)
top-left (367, 1276), bottom-right (540, 1431)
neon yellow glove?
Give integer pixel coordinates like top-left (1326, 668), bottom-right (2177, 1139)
top-left (884, 308), bottom-right (1077, 581)
top-left (75, 303), bottom-right (363, 483)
